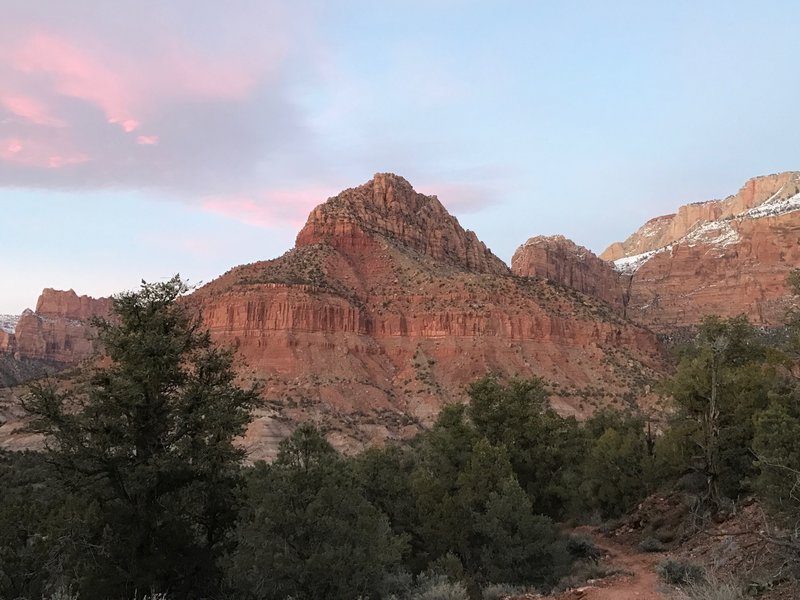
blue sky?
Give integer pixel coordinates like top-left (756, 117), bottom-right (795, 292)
top-left (1, 0), bottom-right (799, 312)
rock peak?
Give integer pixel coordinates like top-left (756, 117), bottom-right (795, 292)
top-left (512, 235), bottom-right (624, 310)
top-left (295, 174), bottom-right (509, 275)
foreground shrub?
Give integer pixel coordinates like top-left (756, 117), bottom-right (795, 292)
top-left (228, 426), bottom-right (404, 600)
top-left (409, 574), bottom-right (469, 600)
top-left (676, 577), bottom-right (745, 600)
top-left (566, 534), bottom-right (602, 562)
top-left (481, 583), bottom-right (538, 600)
top-left (657, 559), bottom-right (705, 585)
top-left (638, 536), bottom-right (666, 553)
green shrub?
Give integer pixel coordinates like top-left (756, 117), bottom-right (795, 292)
top-left (481, 583), bottom-right (536, 600)
top-left (409, 574), bottom-right (469, 600)
top-left (638, 536), bottom-right (666, 553)
top-left (566, 534), bottom-right (602, 562)
top-left (657, 559), bottom-right (705, 585)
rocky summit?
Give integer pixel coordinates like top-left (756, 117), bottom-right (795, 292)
top-left (189, 173), bottom-right (662, 456)
top-left (511, 235), bottom-right (626, 312)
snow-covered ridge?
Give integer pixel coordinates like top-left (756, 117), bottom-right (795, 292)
top-left (0, 314), bottom-right (19, 334)
top-left (613, 246), bottom-right (671, 274)
top-left (612, 180), bottom-right (800, 274)
top-left (744, 191), bottom-right (800, 219)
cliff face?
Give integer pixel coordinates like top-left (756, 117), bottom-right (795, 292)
top-left (2, 289), bottom-right (111, 364)
top-left (511, 235), bottom-right (625, 311)
top-left (601, 172), bottom-right (799, 261)
top-left (605, 172), bottom-right (800, 329)
top-left (192, 174), bottom-right (663, 455)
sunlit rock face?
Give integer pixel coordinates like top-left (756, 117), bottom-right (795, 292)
top-left (7, 289), bottom-right (111, 363)
top-left (603, 172), bottom-right (800, 330)
top-left (512, 235), bottom-right (625, 312)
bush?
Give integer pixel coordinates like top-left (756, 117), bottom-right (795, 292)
top-left (597, 518), bottom-right (623, 534)
top-left (676, 578), bottom-right (745, 600)
top-left (657, 559), bottom-right (705, 585)
top-left (638, 536), bottom-right (666, 553)
top-left (481, 583), bottom-right (536, 600)
top-left (409, 574), bottom-right (469, 600)
top-left (566, 534), bottom-right (602, 562)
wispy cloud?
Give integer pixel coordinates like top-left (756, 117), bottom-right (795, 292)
top-left (0, 1), bottom-right (312, 196)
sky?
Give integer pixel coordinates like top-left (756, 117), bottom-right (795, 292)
top-left (1, 0), bottom-right (799, 313)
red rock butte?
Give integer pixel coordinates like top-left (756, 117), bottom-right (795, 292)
top-left (189, 173), bottom-right (662, 455)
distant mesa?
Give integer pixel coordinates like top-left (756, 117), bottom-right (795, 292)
top-left (0, 289), bottom-right (111, 366)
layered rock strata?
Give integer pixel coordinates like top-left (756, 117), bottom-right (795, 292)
top-left (192, 174), bottom-right (663, 454)
top-left (603, 172), bottom-right (800, 329)
top-left (512, 235), bottom-right (625, 312)
top-left (1, 289), bottom-right (111, 364)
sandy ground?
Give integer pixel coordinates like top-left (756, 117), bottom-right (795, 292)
top-left (549, 529), bottom-right (670, 600)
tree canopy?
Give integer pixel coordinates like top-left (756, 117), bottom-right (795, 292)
top-left (22, 276), bottom-right (260, 599)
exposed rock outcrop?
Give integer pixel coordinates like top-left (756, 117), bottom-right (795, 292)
top-left (2, 289), bottom-right (111, 364)
top-left (296, 173), bottom-right (509, 276)
top-left (604, 172), bottom-right (800, 329)
top-left (512, 235), bottom-right (625, 311)
top-left (601, 172), bottom-right (800, 261)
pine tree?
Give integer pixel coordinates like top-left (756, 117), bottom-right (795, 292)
top-left (23, 276), bottom-right (260, 599)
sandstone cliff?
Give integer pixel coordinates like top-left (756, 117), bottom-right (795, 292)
top-left (1, 289), bottom-right (111, 364)
top-left (604, 172), bottom-right (800, 329)
top-left (192, 173), bottom-right (663, 455)
top-left (296, 173), bottom-right (509, 276)
top-left (511, 235), bottom-right (625, 311)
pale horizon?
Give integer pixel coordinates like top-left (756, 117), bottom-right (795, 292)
top-left (2, 1), bottom-right (799, 313)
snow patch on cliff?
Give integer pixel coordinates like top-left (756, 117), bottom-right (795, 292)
top-left (613, 247), bottom-right (669, 274)
top-left (0, 315), bottom-right (19, 334)
top-left (684, 220), bottom-right (740, 247)
top-left (744, 191), bottom-right (800, 219)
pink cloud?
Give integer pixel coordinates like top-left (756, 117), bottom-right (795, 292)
top-left (160, 41), bottom-right (258, 101)
top-left (10, 33), bottom-right (139, 132)
top-left (1, 139), bottom-right (23, 159)
top-left (47, 153), bottom-right (89, 168)
top-left (2, 31), bottom-right (265, 140)
top-left (0, 137), bottom-right (89, 168)
top-left (0, 6), bottom-right (308, 190)
top-left (0, 94), bottom-right (64, 126)
top-left (202, 187), bottom-right (332, 228)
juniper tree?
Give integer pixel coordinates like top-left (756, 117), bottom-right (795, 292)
top-left (23, 276), bottom-right (260, 599)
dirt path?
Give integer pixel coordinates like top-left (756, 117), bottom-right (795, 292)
top-left (551, 530), bottom-right (670, 600)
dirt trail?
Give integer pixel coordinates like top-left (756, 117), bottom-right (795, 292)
top-left (551, 530), bottom-right (669, 600)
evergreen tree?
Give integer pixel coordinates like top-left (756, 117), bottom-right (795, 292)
top-left (23, 276), bottom-right (260, 599)
top-left (467, 377), bottom-right (585, 518)
top-left (664, 315), bottom-right (775, 509)
top-left (229, 424), bottom-right (404, 600)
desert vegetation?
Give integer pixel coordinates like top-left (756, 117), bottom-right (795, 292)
top-left (4, 273), bottom-right (800, 599)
